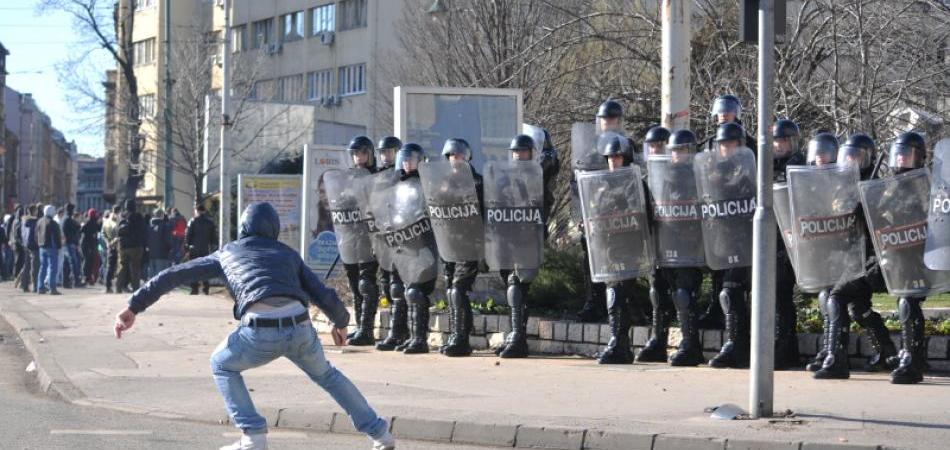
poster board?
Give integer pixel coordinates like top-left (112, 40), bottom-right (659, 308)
top-left (300, 144), bottom-right (348, 273)
top-left (236, 174), bottom-right (303, 251)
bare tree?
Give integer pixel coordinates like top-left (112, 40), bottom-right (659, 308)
top-left (42, 0), bottom-right (144, 202)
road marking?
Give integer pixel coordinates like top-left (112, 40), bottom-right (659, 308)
top-left (50, 429), bottom-right (154, 436)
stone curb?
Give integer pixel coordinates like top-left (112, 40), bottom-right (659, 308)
top-left (0, 299), bottom-right (885, 450)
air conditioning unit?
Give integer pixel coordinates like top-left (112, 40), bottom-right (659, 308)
top-left (320, 31), bottom-right (335, 46)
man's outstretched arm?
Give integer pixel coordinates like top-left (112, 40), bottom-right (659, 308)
top-left (115, 254), bottom-right (223, 338)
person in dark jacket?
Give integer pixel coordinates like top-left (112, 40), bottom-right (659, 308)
top-left (147, 209), bottom-right (173, 277)
top-left (185, 203), bottom-right (216, 295)
top-left (61, 203), bottom-right (84, 288)
top-left (0, 218), bottom-right (7, 282)
top-left (7, 206), bottom-right (23, 283)
top-left (81, 209), bottom-right (102, 285)
top-left (35, 205), bottom-right (63, 295)
top-left (20, 204), bottom-right (41, 293)
top-left (116, 199), bottom-right (148, 293)
top-left (113, 202), bottom-right (396, 450)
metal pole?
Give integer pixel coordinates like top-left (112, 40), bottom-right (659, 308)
top-left (163, 0), bottom-right (174, 207)
top-left (750, 0), bottom-right (776, 419)
top-left (202, 94), bottom-right (211, 196)
top-left (660, 0), bottom-right (691, 130)
top-left (219, 0), bottom-right (232, 249)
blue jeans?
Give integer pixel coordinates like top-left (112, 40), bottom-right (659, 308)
top-left (65, 244), bottom-right (82, 285)
top-left (148, 258), bottom-right (170, 278)
top-left (210, 323), bottom-right (388, 437)
top-left (37, 247), bottom-right (59, 292)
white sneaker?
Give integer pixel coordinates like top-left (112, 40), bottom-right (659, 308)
top-left (372, 431), bottom-right (396, 450)
top-left (220, 432), bottom-right (267, 450)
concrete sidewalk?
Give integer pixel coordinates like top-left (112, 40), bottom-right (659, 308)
top-left (1, 283), bottom-right (948, 450)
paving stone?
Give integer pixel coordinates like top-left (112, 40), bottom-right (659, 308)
top-left (654, 435), bottom-right (725, 450)
top-left (726, 439), bottom-right (800, 450)
top-left (553, 321), bottom-right (569, 341)
top-left (928, 336), bottom-right (948, 359)
top-left (703, 329), bottom-right (723, 351)
top-left (568, 323), bottom-right (584, 342)
top-left (527, 317), bottom-right (540, 336)
top-left (583, 430), bottom-right (654, 450)
top-left (583, 323), bottom-right (600, 343)
top-left (391, 417), bottom-right (454, 442)
top-left (452, 421), bottom-right (517, 447)
top-left (515, 425), bottom-right (584, 449)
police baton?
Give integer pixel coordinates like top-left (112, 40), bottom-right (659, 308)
top-left (324, 254), bottom-right (340, 280)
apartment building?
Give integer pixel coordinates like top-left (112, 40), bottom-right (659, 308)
top-left (106, 0), bottom-right (409, 208)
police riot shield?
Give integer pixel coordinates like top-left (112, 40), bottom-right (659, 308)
top-left (324, 168), bottom-right (374, 265)
top-left (786, 165), bottom-right (866, 293)
top-left (925, 139), bottom-right (950, 270)
top-left (647, 155), bottom-right (705, 267)
top-left (578, 166), bottom-right (653, 283)
top-left (693, 147), bottom-right (757, 270)
top-left (359, 170), bottom-right (400, 272)
top-left (860, 168), bottom-right (950, 296)
top-left (522, 123), bottom-right (547, 164)
top-left (773, 182), bottom-right (800, 278)
top-left (483, 160), bottom-right (544, 278)
top-left (418, 159), bottom-right (485, 263)
top-left (369, 178), bottom-right (439, 285)
top-left (571, 122), bottom-right (605, 172)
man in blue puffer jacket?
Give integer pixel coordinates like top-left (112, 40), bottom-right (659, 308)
top-left (113, 202), bottom-right (395, 450)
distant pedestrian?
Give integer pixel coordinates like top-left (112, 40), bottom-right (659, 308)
top-left (115, 199), bottom-right (147, 293)
top-left (36, 205), bottom-right (62, 295)
top-left (8, 206), bottom-right (23, 284)
top-left (185, 204), bottom-right (216, 295)
top-left (113, 202), bottom-right (396, 450)
top-left (102, 206), bottom-right (121, 293)
top-left (20, 204), bottom-right (41, 293)
top-left (62, 203), bottom-right (84, 288)
top-left (169, 207), bottom-right (187, 264)
top-left (81, 208), bottom-right (102, 285)
top-left (147, 208), bottom-right (173, 277)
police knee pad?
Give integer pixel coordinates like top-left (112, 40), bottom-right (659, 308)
top-left (648, 286), bottom-right (660, 309)
top-left (897, 297), bottom-right (923, 321)
top-left (358, 278), bottom-right (378, 297)
top-left (405, 287), bottom-right (427, 306)
top-left (506, 272), bottom-right (521, 286)
top-left (390, 281), bottom-right (405, 301)
top-left (672, 288), bottom-right (692, 311)
top-left (605, 286), bottom-right (619, 310)
top-left (817, 290), bottom-right (829, 314)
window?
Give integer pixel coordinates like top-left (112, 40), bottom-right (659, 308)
top-left (338, 63), bottom-right (366, 96)
top-left (138, 94), bottom-right (156, 119)
top-left (231, 25), bottom-right (247, 53)
top-left (131, 38), bottom-right (156, 66)
top-left (307, 69), bottom-right (334, 100)
top-left (339, 0), bottom-right (367, 30)
top-left (252, 18), bottom-right (273, 49)
top-left (281, 11), bottom-right (305, 42)
top-left (310, 3), bottom-right (335, 35)
top-left (133, 0), bottom-right (155, 11)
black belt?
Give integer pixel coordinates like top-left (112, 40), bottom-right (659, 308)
top-left (243, 312), bottom-right (310, 328)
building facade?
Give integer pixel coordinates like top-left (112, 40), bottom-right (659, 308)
top-left (105, 0), bottom-right (409, 209)
top-left (76, 155), bottom-right (107, 213)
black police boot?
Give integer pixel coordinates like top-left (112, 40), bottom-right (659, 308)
top-left (347, 280), bottom-right (380, 346)
top-left (857, 311), bottom-right (898, 372)
top-left (598, 288), bottom-right (633, 365)
top-left (500, 279), bottom-right (529, 359)
top-left (394, 304), bottom-right (414, 352)
top-left (710, 313), bottom-right (745, 368)
top-left (891, 297), bottom-right (925, 384)
top-left (774, 312), bottom-right (800, 371)
top-left (815, 298), bottom-right (850, 379)
top-left (669, 289), bottom-right (704, 366)
top-left (376, 296), bottom-right (409, 351)
top-left (444, 289), bottom-right (473, 357)
top-left (347, 295), bottom-right (363, 341)
top-left (696, 272), bottom-right (725, 330)
top-left (636, 285), bottom-right (668, 363)
top-left (576, 278), bottom-right (607, 323)
top-left (403, 295), bottom-right (431, 355)
top-left (806, 292), bottom-right (831, 372)
top-left (440, 288), bottom-right (456, 354)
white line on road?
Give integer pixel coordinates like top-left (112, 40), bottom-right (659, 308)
top-left (50, 429), bottom-right (154, 436)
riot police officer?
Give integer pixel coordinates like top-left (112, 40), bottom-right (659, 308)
top-left (438, 138), bottom-right (484, 357)
top-left (343, 136), bottom-right (381, 346)
top-left (636, 126), bottom-right (678, 363)
top-left (886, 132), bottom-right (929, 384)
top-left (373, 136), bottom-right (411, 351)
top-left (707, 122), bottom-right (756, 369)
top-left (772, 119), bottom-right (806, 369)
top-left (813, 133), bottom-right (897, 379)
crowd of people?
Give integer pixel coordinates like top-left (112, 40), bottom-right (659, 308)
top-left (0, 200), bottom-right (216, 296)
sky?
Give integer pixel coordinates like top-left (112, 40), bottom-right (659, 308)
top-left (1, 0), bottom-right (109, 157)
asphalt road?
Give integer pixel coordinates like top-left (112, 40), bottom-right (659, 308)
top-left (0, 316), bottom-right (502, 450)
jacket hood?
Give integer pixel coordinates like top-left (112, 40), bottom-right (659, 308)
top-left (239, 202), bottom-right (280, 240)
top-left (43, 205), bottom-right (56, 218)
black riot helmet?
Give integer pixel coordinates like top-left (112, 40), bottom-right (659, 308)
top-left (837, 133), bottom-right (875, 171)
top-left (509, 134), bottom-right (536, 160)
top-left (375, 136), bottom-right (402, 169)
top-left (347, 135), bottom-right (376, 169)
top-left (643, 126), bottom-right (671, 156)
top-left (888, 131), bottom-right (927, 172)
top-left (806, 132), bottom-right (839, 166)
top-left (667, 129), bottom-right (698, 164)
top-left (710, 94), bottom-right (742, 122)
top-left (715, 122), bottom-right (745, 143)
top-left (441, 138), bottom-right (472, 161)
top-left (599, 134), bottom-right (631, 169)
top-left (596, 99), bottom-right (624, 133)
top-left (772, 119), bottom-right (801, 160)
top-left (395, 143), bottom-right (425, 175)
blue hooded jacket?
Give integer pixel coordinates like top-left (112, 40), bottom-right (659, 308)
top-left (127, 202), bottom-right (348, 327)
